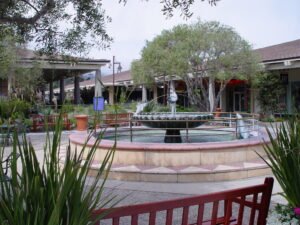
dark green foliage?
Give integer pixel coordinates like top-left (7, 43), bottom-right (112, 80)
top-left (0, 99), bottom-right (31, 121)
top-left (61, 104), bottom-right (75, 114)
top-left (0, 114), bottom-right (116, 224)
top-left (142, 102), bottom-right (171, 113)
top-left (0, 1), bottom-right (218, 54)
top-left (257, 72), bottom-right (285, 115)
top-left (0, 0), bottom-right (112, 55)
top-left (159, 0), bottom-right (219, 17)
top-left (261, 117), bottom-right (300, 207)
top-left (142, 101), bottom-right (157, 113)
top-left (176, 105), bottom-right (197, 112)
top-left (81, 87), bottom-right (95, 104)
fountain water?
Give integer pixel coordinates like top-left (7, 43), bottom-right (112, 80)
top-left (236, 113), bottom-right (250, 139)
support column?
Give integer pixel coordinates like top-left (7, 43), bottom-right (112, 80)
top-left (49, 81), bottom-right (54, 103)
top-left (142, 85), bottom-right (147, 102)
top-left (109, 86), bottom-right (114, 105)
top-left (287, 81), bottom-right (292, 114)
top-left (153, 85), bottom-right (158, 103)
top-left (59, 78), bottom-right (65, 104)
top-left (74, 75), bottom-right (80, 104)
top-left (94, 69), bottom-right (102, 97)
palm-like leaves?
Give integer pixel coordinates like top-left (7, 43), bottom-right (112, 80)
top-left (0, 113), bottom-right (116, 225)
top-left (262, 117), bottom-right (300, 207)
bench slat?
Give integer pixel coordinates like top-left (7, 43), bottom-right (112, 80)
top-left (249, 193), bottom-right (258, 225)
top-left (182, 206), bottom-right (189, 225)
top-left (237, 196), bottom-right (245, 225)
top-left (212, 201), bottom-right (220, 225)
top-left (166, 209), bottom-right (173, 225)
top-left (149, 211), bottom-right (156, 225)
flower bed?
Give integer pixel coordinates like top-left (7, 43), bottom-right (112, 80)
top-left (267, 204), bottom-right (300, 225)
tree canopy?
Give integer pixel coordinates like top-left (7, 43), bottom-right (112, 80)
top-left (132, 20), bottom-right (260, 112)
top-left (0, 0), bottom-right (218, 55)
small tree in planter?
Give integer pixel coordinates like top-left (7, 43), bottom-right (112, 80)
top-left (0, 114), bottom-right (116, 225)
top-left (257, 72), bottom-right (285, 119)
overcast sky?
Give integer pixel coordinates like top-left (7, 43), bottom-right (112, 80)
top-left (89, 0), bottom-right (300, 75)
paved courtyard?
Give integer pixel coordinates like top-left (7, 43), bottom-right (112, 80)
top-left (3, 131), bottom-right (285, 215)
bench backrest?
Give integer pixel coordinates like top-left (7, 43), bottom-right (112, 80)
top-left (92, 177), bottom-right (273, 225)
top-left (104, 113), bottom-right (132, 125)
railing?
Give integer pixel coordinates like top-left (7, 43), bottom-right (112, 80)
top-left (100, 112), bottom-right (260, 143)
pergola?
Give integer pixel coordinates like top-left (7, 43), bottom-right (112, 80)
top-left (17, 48), bottom-right (110, 104)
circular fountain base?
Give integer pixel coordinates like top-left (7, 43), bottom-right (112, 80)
top-left (66, 128), bottom-right (272, 182)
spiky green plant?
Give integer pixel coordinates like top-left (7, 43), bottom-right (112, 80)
top-left (262, 117), bottom-right (300, 207)
top-left (0, 114), bottom-right (116, 225)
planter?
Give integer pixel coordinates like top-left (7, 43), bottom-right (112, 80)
top-left (215, 108), bottom-right (222, 117)
top-left (75, 115), bottom-right (88, 131)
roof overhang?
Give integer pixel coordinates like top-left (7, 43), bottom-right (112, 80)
top-left (17, 58), bottom-right (110, 81)
top-left (17, 58), bottom-right (110, 70)
top-left (261, 58), bottom-right (300, 71)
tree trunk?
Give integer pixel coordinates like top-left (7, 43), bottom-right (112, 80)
top-left (208, 77), bottom-right (215, 112)
top-left (142, 85), bottom-right (147, 102)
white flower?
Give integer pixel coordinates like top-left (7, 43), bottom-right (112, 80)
top-left (267, 205), bottom-right (300, 225)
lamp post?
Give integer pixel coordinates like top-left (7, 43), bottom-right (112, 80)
top-left (112, 56), bottom-right (122, 104)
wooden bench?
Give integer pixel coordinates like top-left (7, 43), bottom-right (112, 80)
top-left (30, 114), bottom-right (71, 132)
top-left (103, 113), bottom-right (133, 127)
top-left (93, 177), bottom-right (274, 225)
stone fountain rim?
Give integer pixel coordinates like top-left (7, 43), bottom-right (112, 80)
top-left (69, 129), bottom-right (270, 152)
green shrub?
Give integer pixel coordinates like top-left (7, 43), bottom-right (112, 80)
top-left (261, 117), bottom-right (300, 207)
top-left (0, 115), bottom-right (117, 224)
top-left (176, 105), bottom-right (197, 112)
top-left (104, 104), bottom-right (127, 114)
top-left (156, 105), bottom-right (170, 112)
top-left (61, 104), bottom-right (75, 114)
top-left (74, 105), bottom-right (87, 114)
top-left (142, 101), bottom-right (156, 113)
top-left (0, 99), bottom-right (31, 120)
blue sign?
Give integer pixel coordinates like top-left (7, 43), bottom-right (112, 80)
top-left (93, 97), bottom-right (105, 111)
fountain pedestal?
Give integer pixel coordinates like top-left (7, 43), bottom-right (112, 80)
top-left (164, 129), bottom-right (182, 143)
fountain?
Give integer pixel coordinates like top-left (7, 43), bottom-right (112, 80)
top-left (67, 81), bottom-right (271, 182)
top-left (132, 81), bottom-right (213, 143)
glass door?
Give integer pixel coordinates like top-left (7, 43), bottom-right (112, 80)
top-left (233, 92), bottom-right (245, 112)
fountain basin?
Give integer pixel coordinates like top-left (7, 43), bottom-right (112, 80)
top-left (68, 128), bottom-right (271, 182)
top-left (132, 113), bottom-right (214, 143)
top-left (132, 113), bottom-right (214, 129)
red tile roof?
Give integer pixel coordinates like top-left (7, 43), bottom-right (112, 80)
top-left (255, 39), bottom-right (300, 62)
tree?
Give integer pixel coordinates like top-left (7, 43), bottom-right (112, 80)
top-left (132, 20), bottom-right (260, 112)
top-left (0, 35), bottom-right (17, 79)
top-left (0, 37), bottom-right (44, 101)
top-left (256, 72), bottom-right (285, 115)
top-left (0, 0), bottom-right (218, 55)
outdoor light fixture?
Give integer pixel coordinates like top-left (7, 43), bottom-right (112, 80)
top-left (112, 56), bottom-right (122, 104)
